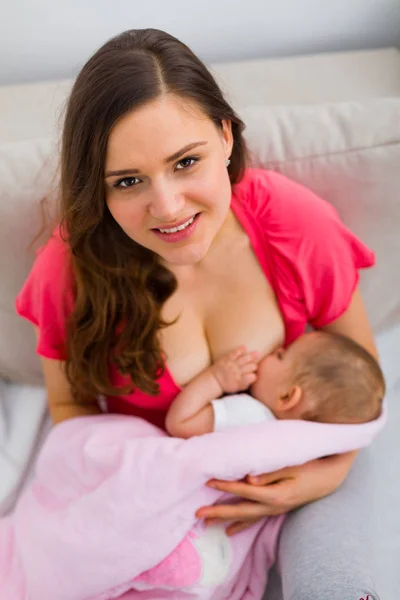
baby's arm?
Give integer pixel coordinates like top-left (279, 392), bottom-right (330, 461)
top-left (165, 346), bottom-right (258, 438)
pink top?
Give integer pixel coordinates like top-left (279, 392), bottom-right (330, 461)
top-left (15, 168), bottom-right (375, 429)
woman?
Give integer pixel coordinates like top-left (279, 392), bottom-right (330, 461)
top-left (16, 29), bottom-right (380, 599)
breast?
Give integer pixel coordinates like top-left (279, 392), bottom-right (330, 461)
top-left (204, 243), bottom-right (285, 363)
top-left (204, 279), bottom-right (284, 364)
top-left (159, 297), bottom-right (212, 388)
top-left (159, 236), bottom-right (285, 388)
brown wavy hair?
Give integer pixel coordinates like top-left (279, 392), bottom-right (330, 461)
top-left (58, 28), bottom-right (249, 404)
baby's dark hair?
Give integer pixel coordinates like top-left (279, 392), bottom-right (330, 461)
top-left (293, 332), bottom-right (385, 424)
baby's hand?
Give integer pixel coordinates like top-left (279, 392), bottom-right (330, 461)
top-left (211, 346), bottom-right (259, 394)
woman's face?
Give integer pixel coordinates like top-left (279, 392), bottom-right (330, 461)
top-left (104, 94), bottom-right (234, 267)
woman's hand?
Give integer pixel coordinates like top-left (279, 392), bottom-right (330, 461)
top-left (196, 450), bottom-right (358, 536)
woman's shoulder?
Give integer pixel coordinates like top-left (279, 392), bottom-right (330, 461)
top-left (233, 167), bottom-right (374, 275)
top-left (28, 224), bottom-right (74, 293)
top-left (15, 224), bottom-right (75, 360)
top-left (233, 167), bottom-right (339, 229)
top-left (16, 224), bottom-right (74, 322)
top-left (234, 168), bottom-right (375, 331)
top-left (34, 224), bottom-right (71, 268)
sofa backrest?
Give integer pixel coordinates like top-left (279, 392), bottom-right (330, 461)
top-left (1, 48), bottom-right (400, 384)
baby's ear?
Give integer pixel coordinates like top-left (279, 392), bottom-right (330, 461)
top-left (278, 385), bottom-right (303, 412)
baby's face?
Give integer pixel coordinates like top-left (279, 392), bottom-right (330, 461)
top-left (250, 333), bottom-right (317, 408)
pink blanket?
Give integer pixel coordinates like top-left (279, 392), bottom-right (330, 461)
top-left (0, 405), bottom-right (387, 600)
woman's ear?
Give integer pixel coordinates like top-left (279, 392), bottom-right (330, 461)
top-left (277, 385), bottom-right (303, 412)
top-left (220, 119), bottom-right (233, 158)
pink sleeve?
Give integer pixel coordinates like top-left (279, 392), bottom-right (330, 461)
top-left (263, 170), bottom-right (375, 328)
top-left (15, 229), bottom-right (75, 360)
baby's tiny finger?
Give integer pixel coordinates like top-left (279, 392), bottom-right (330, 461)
top-left (242, 373), bottom-right (257, 386)
top-left (241, 362), bottom-right (258, 373)
top-left (236, 354), bottom-right (257, 367)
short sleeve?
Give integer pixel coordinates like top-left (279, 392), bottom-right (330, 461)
top-left (212, 394), bottom-right (275, 431)
top-left (15, 228), bottom-right (75, 360)
top-left (259, 170), bottom-right (376, 329)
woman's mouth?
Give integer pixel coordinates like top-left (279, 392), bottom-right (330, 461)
top-left (152, 213), bottom-right (201, 243)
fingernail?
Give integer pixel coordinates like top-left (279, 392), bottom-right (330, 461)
top-left (207, 482), bottom-right (217, 488)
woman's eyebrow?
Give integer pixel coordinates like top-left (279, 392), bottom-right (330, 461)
top-left (104, 141), bottom-right (208, 178)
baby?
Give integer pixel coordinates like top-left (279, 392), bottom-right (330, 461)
top-left (165, 331), bottom-right (385, 438)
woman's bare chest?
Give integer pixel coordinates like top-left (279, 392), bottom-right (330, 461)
top-left (159, 240), bottom-right (285, 387)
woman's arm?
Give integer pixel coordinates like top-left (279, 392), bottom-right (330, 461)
top-left (321, 288), bottom-right (378, 359)
top-left (34, 326), bottom-right (102, 424)
top-left (196, 287), bottom-right (376, 535)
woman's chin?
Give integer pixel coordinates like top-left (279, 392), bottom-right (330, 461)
top-left (160, 241), bottom-right (211, 268)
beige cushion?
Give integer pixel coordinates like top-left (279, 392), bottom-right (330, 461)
top-left (239, 99), bottom-right (400, 335)
top-left (1, 48), bottom-right (400, 144)
top-left (1, 98), bottom-right (399, 384)
top-left (0, 137), bottom-right (60, 383)
top-left (210, 48), bottom-right (400, 108)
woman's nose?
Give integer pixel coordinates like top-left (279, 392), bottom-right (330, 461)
top-left (148, 183), bottom-right (185, 221)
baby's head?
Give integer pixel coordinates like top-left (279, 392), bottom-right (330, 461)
top-left (251, 332), bottom-right (385, 424)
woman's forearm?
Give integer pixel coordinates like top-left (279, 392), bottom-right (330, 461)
top-left (318, 449), bottom-right (359, 492)
top-left (321, 288), bottom-right (378, 360)
top-left (51, 400), bottom-right (102, 424)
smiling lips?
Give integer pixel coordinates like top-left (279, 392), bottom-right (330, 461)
top-left (156, 215), bottom-right (196, 233)
top-left (152, 213), bottom-right (200, 243)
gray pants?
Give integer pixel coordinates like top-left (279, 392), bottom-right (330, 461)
top-left (263, 449), bottom-right (380, 600)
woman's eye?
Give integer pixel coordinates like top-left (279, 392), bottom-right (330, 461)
top-left (112, 156), bottom-right (199, 190)
top-left (176, 156), bottom-right (199, 170)
top-left (113, 176), bottom-right (140, 190)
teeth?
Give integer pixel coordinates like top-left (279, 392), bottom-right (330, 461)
top-left (158, 215), bottom-right (195, 234)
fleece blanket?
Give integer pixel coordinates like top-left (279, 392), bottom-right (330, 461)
top-left (0, 403), bottom-right (387, 600)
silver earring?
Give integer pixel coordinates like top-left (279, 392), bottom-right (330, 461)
top-left (226, 158), bottom-right (231, 168)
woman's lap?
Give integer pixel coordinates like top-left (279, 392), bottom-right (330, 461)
top-left (264, 448), bottom-right (380, 600)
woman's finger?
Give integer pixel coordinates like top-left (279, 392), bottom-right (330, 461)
top-left (245, 456), bottom-right (335, 486)
top-left (206, 479), bottom-right (267, 501)
top-left (204, 517), bottom-right (225, 527)
top-left (196, 501), bottom-right (275, 521)
top-left (204, 516), bottom-right (261, 535)
top-left (226, 518), bottom-right (261, 537)
top-left (246, 467), bottom-right (296, 486)
top-left (206, 478), bottom-right (290, 504)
